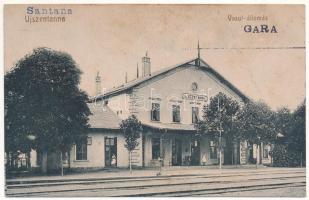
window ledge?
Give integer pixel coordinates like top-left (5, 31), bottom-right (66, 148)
top-left (73, 160), bottom-right (89, 162)
top-left (150, 120), bottom-right (161, 123)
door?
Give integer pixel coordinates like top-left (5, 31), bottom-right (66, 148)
top-left (105, 137), bottom-right (117, 167)
top-left (172, 139), bottom-right (182, 166)
top-left (248, 142), bottom-right (255, 164)
top-left (224, 140), bottom-right (233, 165)
top-left (191, 139), bottom-right (200, 165)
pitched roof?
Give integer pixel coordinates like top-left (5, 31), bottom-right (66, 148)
top-left (88, 103), bottom-right (121, 129)
top-left (88, 57), bottom-right (251, 130)
top-left (91, 57), bottom-right (249, 102)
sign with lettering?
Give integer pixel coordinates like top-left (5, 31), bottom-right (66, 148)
top-left (182, 93), bottom-right (208, 102)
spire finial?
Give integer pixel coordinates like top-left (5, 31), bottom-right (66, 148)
top-left (137, 63), bottom-right (139, 78)
top-left (198, 40), bottom-right (201, 60)
top-left (197, 40), bottom-right (201, 67)
top-left (125, 72), bottom-right (128, 83)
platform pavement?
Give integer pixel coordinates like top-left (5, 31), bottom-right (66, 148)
top-left (6, 165), bottom-right (304, 185)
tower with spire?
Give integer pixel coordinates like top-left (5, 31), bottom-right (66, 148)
top-left (95, 71), bottom-right (101, 96)
top-left (142, 51), bottom-right (151, 77)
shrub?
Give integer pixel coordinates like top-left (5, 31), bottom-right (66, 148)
top-left (270, 144), bottom-right (304, 167)
top-left (270, 144), bottom-right (289, 167)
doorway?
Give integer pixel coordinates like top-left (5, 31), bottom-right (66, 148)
top-left (191, 139), bottom-right (200, 165)
top-left (247, 142), bottom-right (256, 164)
top-left (172, 139), bottom-right (182, 166)
top-left (105, 137), bottom-right (117, 167)
top-left (224, 140), bottom-right (233, 165)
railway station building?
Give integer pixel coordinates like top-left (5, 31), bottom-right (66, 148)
top-left (57, 53), bottom-right (272, 170)
top-left (30, 53), bottom-right (272, 171)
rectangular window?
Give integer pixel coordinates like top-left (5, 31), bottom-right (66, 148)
top-left (152, 138), bottom-right (161, 159)
top-left (151, 103), bottom-right (160, 121)
top-left (210, 140), bottom-right (218, 159)
top-left (76, 139), bottom-right (87, 160)
top-left (192, 107), bottom-right (199, 123)
top-left (172, 105), bottom-right (181, 122)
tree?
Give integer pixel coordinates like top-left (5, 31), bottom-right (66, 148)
top-left (285, 101), bottom-right (305, 166)
top-left (237, 101), bottom-right (277, 165)
top-left (267, 107), bottom-right (292, 167)
top-left (275, 107), bottom-right (293, 137)
top-left (195, 92), bottom-right (241, 166)
top-left (267, 101), bottom-right (305, 167)
top-left (120, 115), bottom-right (143, 174)
top-left (270, 144), bottom-right (289, 167)
top-left (5, 47), bottom-right (91, 174)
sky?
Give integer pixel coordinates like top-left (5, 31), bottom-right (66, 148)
top-left (4, 4), bottom-right (305, 110)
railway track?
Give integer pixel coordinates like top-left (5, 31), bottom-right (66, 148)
top-left (6, 169), bottom-right (306, 197)
top-left (6, 168), bottom-right (304, 187)
top-left (155, 182), bottom-right (306, 197)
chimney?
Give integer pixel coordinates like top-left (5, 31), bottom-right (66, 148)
top-left (95, 71), bottom-right (101, 96)
top-left (142, 51), bottom-right (151, 77)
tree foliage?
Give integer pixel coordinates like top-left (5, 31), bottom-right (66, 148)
top-left (195, 92), bottom-right (241, 141)
top-left (237, 101), bottom-right (277, 144)
top-left (5, 47), bottom-right (91, 156)
top-left (195, 91), bottom-right (305, 167)
top-left (120, 115), bottom-right (142, 172)
top-left (120, 115), bottom-right (143, 151)
top-left (269, 101), bottom-right (305, 167)
top-left (197, 93), bottom-right (279, 165)
top-left (287, 101), bottom-right (305, 154)
top-left (269, 144), bottom-right (289, 167)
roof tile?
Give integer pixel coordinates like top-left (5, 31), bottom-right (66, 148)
top-left (88, 103), bottom-right (121, 129)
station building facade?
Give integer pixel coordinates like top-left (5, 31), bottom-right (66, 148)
top-left (35, 55), bottom-right (271, 170)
